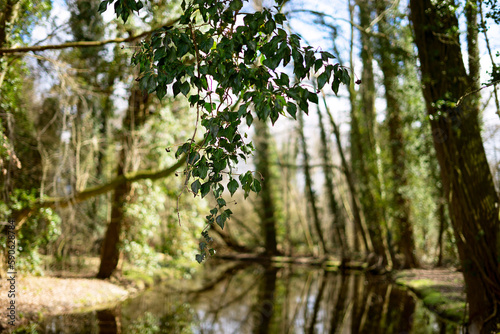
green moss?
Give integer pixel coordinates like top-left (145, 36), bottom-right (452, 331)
top-left (123, 269), bottom-right (155, 287)
top-left (395, 276), bottom-right (466, 324)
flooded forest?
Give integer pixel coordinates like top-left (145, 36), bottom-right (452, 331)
top-left (0, 0), bottom-right (500, 333)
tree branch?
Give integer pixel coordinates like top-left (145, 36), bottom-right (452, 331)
top-left (0, 17), bottom-right (179, 55)
top-left (14, 155), bottom-right (187, 230)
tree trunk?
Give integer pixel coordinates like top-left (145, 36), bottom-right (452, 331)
top-left (351, 0), bottom-right (389, 268)
top-left (410, 1), bottom-right (500, 331)
top-left (316, 104), bottom-right (348, 260)
top-left (253, 119), bottom-right (278, 255)
top-left (96, 149), bottom-right (130, 279)
top-left (374, 0), bottom-right (419, 269)
top-left (298, 111), bottom-right (327, 255)
top-left (97, 87), bottom-right (149, 279)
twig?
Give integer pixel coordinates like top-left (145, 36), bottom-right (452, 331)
top-left (456, 80), bottom-right (500, 107)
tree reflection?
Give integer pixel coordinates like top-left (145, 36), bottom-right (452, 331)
top-left (34, 265), bottom-right (460, 334)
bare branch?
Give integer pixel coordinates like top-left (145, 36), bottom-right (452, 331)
top-left (456, 79), bottom-right (500, 107)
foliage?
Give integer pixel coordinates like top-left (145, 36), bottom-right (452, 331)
top-left (15, 207), bottom-right (61, 275)
top-left (100, 0), bottom-right (350, 262)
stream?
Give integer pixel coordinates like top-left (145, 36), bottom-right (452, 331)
top-left (34, 263), bottom-right (462, 333)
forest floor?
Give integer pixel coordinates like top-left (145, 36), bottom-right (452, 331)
top-left (393, 268), bottom-right (467, 324)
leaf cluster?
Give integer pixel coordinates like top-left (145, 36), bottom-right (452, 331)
top-left (100, 0), bottom-right (350, 262)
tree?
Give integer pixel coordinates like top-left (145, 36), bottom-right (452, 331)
top-left (410, 0), bottom-right (500, 331)
top-left (374, 0), bottom-right (419, 269)
top-left (253, 119), bottom-right (279, 255)
top-left (350, 0), bottom-right (389, 268)
top-left (298, 109), bottom-right (327, 255)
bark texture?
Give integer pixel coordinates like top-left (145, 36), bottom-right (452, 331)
top-left (410, 0), bottom-right (500, 331)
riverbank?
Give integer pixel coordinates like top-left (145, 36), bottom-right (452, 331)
top-left (0, 256), bottom-right (181, 332)
top-left (0, 276), bottom-right (129, 331)
top-left (393, 268), bottom-right (467, 324)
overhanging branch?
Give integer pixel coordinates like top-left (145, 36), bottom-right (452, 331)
top-left (14, 155), bottom-right (187, 229)
top-left (0, 17), bottom-right (179, 55)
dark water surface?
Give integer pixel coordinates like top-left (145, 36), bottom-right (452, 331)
top-left (33, 264), bottom-right (461, 333)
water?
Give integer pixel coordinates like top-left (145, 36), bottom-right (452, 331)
top-left (30, 263), bottom-right (461, 333)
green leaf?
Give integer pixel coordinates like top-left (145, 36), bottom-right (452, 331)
top-left (98, 1), bottom-right (109, 14)
top-left (156, 85), bottom-right (166, 100)
top-left (180, 81), bottom-right (190, 96)
top-left (251, 179), bottom-right (262, 193)
top-left (308, 91), bottom-right (318, 104)
top-left (172, 81), bottom-right (181, 97)
top-left (216, 214), bottom-right (225, 229)
top-left (321, 51), bottom-right (335, 61)
top-left (332, 79), bottom-right (340, 95)
top-left (287, 102), bottom-right (297, 119)
top-left (201, 182), bottom-right (211, 198)
top-left (175, 142), bottom-right (191, 158)
top-left (217, 198), bottom-right (226, 207)
top-left (191, 179), bottom-right (201, 195)
top-left (198, 157), bottom-right (209, 178)
top-left (228, 179), bottom-right (238, 196)
top-left (317, 71), bottom-right (329, 90)
top-left (229, 0), bottom-right (243, 11)
top-left (195, 254), bottom-right (204, 263)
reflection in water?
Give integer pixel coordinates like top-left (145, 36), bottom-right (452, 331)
top-left (33, 265), bottom-right (461, 333)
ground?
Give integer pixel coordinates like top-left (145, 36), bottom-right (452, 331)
top-left (0, 275), bottom-right (131, 331)
top-left (0, 256), bottom-right (175, 332)
top-left (393, 268), bottom-right (466, 324)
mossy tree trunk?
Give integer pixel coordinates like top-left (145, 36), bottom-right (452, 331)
top-left (351, 0), bottom-right (389, 268)
top-left (374, 0), bottom-right (419, 269)
top-left (410, 0), bottom-right (500, 331)
top-left (253, 119), bottom-right (278, 255)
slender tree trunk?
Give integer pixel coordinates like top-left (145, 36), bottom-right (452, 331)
top-left (351, 0), bottom-right (389, 268)
top-left (298, 111), bottom-right (327, 255)
top-left (253, 119), bottom-right (278, 255)
top-left (316, 104), bottom-right (348, 260)
top-left (345, 0), bottom-right (371, 255)
top-left (97, 87), bottom-right (149, 279)
top-left (410, 1), bottom-right (500, 331)
top-left (374, 0), bottom-right (419, 269)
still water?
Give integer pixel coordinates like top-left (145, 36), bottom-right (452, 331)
top-left (34, 263), bottom-right (461, 333)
